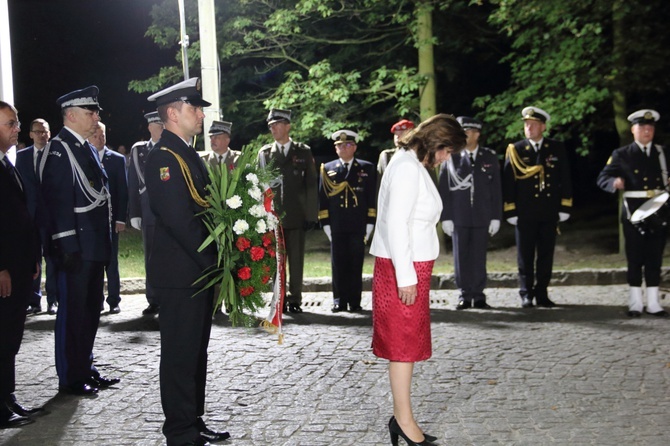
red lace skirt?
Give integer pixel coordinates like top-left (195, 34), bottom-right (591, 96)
top-left (371, 257), bottom-right (433, 362)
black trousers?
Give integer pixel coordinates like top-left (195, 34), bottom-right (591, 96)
top-left (0, 271), bottom-right (30, 398)
top-left (515, 219), bottom-right (557, 301)
top-left (330, 231), bottom-right (365, 309)
top-left (159, 288), bottom-right (213, 445)
top-left (284, 227), bottom-right (306, 304)
top-left (453, 225), bottom-right (489, 302)
top-left (105, 230), bottom-right (121, 307)
top-left (54, 260), bottom-right (105, 386)
top-left (623, 219), bottom-right (666, 287)
top-left (142, 224), bottom-right (159, 305)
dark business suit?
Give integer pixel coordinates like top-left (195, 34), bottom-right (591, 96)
top-left (145, 130), bottom-right (217, 445)
top-left (597, 141), bottom-right (669, 286)
top-left (439, 147), bottom-right (502, 303)
top-left (0, 155), bottom-right (40, 400)
top-left (128, 140), bottom-right (159, 306)
top-left (318, 157), bottom-right (377, 309)
top-left (99, 147), bottom-right (128, 308)
top-left (503, 138), bottom-right (572, 304)
top-left (16, 145), bottom-right (59, 308)
top-left (258, 141), bottom-right (318, 305)
top-left (40, 128), bottom-right (111, 388)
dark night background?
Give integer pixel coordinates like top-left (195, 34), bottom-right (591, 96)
top-left (8, 0), bottom-right (175, 149)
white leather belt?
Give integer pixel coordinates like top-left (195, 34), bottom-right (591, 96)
top-left (622, 190), bottom-right (664, 198)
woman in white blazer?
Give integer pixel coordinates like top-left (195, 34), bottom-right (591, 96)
top-left (370, 114), bottom-right (466, 446)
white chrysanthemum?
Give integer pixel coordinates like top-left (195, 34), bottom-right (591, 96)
top-left (245, 173), bottom-right (259, 185)
top-left (233, 220), bottom-right (249, 235)
top-left (266, 213), bottom-right (279, 230)
top-left (248, 186), bottom-right (262, 201)
top-left (255, 219), bottom-right (267, 234)
top-left (249, 204), bottom-right (267, 218)
top-left (226, 195), bottom-right (243, 209)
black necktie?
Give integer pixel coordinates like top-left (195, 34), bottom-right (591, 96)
top-left (2, 157), bottom-right (23, 190)
top-left (218, 154), bottom-right (224, 165)
top-left (35, 149), bottom-right (44, 174)
top-left (469, 152), bottom-right (475, 166)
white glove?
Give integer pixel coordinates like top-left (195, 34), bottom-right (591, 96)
top-left (506, 216), bottom-right (518, 226)
top-left (488, 219), bottom-right (500, 236)
top-left (130, 217), bottom-right (142, 230)
top-left (441, 220), bottom-right (454, 237)
top-left (559, 212), bottom-right (570, 222)
top-left (323, 225), bottom-right (332, 242)
top-left (364, 224), bottom-right (374, 243)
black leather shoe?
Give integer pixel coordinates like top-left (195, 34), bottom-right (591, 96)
top-left (6, 395), bottom-right (43, 417)
top-left (142, 303), bottom-right (160, 315)
top-left (536, 298), bottom-right (556, 308)
top-left (26, 305), bottom-right (41, 315)
top-left (0, 406), bottom-right (34, 429)
top-left (627, 310), bottom-right (642, 317)
top-left (90, 375), bottom-right (120, 389)
top-left (473, 301), bottom-right (492, 309)
top-left (456, 300), bottom-right (471, 310)
top-left (59, 382), bottom-right (98, 395)
top-left (109, 306), bottom-right (121, 314)
top-left (349, 305), bottom-right (363, 312)
top-left (47, 303), bottom-right (58, 315)
top-left (288, 303), bottom-right (303, 313)
top-left (521, 297), bottom-right (534, 308)
top-left (645, 309), bottom-right (669, 317)
top-left (331, 305), bottom-right (346, 313)
top-left (197, 417), bottom-right (230, 443)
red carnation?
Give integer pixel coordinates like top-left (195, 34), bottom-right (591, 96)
top-left (262, 233), bottom-right (274, 247)
top-left (237, 266), bottom-right (252, 280)
top-left (240, 286), bottom-right (255, 297)
top-left (236, 237), bottom-right (251, 251)
top-left (267, 247), bottom-right (276, 258)
top-left (250, 246), bottom-right (265, 261)
top-left (261, 275), bottom-right (270, 284)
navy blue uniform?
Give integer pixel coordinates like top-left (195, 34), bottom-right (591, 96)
top-left (40, 128), bottom-right (111, 388)
top-left (439, 148), bottom-right (502, 303)
top-left (145, 129), bottom-right (217, 444)
top-left (99, 147), bottom-right (128, 308)
top-left (503, 138), bottom-right (572, 304)
top-left (318, 158), bottom-right (376, 310)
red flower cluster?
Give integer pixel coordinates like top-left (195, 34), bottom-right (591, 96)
top-left (240, 286), bottom-right (255, 297)
top-left (236, 237), bottom-right (251, 251)
top-left (237, 266), bottom-right (252, 280)
top-left (250, 246), bottom-right (265, 261)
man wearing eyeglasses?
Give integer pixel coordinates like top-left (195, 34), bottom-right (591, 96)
top-left (257, 108), bottom-right (318, 314)
top-left (318, 130), bottom-right (377, 312)
top-left (16, 119), bottom-right (59, 316)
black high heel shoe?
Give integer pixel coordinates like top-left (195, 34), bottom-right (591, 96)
top-left (388, 416), bottom-right (437, 445)
top-left (389, 417), bottom-right (437, 443)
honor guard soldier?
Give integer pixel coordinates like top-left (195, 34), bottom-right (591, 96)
top-left (503, 106), bottom-right (572, 308)
top-left (319, 130), bottom-right (377, 312)
top-left (39, 86), bottom-right (120, 395)
top-left (202, 120), bottom-right (240, 170)
top-left (257, 108), bottom-right (318, 313)
top-left (128, 111), bottom-right (163, 315)
top-left (145, 77), bottom-right (229, 446)
top-left (377, 119), bottom-right (415, 178)
top-left (597, 109), bottom-right (669, 317)
top-left (439, 116), bottom-right (502, 310)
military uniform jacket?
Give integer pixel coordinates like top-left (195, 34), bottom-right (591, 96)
top-left (597, 141), bottom-right (670, 221)
top-left (377, 147), bottom-right (398, 175)
top-left (100, 147), bottom-right (129, 225)
top-left (439, 147), bottom-right (502, 227)
top-left (40, 128), bottom-right (111, 262)
top-left (258, 141), bottom-right (318, 229)
top-left (203, 149), bottom-right (241, 171)
top-left (145, 130), bottom-right (216, 291)
top-left (318, 158), bottom-right (377, 233)
top-left (503, 138), bottom-right (572, 221)
top-left (128, 140), bottom-right (157, 226)
top-left (15, 145), bottom-right (42, 218)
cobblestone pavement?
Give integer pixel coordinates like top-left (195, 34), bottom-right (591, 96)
top-left (1, 285), bottom-right (669, 446)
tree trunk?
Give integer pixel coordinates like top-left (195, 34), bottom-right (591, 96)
top-left (611, 0), bottom-right (627, 254)
top-left (417, 2), bottom-right (436, 121)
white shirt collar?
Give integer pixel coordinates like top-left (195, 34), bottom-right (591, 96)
top-left (63, 126), bottom-right (87, 145)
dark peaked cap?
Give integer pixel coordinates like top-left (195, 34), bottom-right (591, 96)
top-left (57, 85), bottom-right (102, 111)
top-left (147, 77), bottom-right (212, 107)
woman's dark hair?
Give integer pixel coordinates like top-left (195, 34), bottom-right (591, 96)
top-left (399, 114), bottom-right (467, 166)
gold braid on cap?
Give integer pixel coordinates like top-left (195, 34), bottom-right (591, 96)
top-left (320, 164), bottom-right (358, 208)
top-left (160, 147), bottom-right (211, 208)
top-left (505, 143), bottom-right (545, 190)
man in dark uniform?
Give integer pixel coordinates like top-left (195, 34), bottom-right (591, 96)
top-left (145, 77), bottom-right (229, 446)
top-left (0, 101), bottom-right (43, 428)
top-left (597, 109), bottom-right (669, 317)
top-left (318, 129), bottom-right (377, 312)
top-left (202, 120), bottom-right (240, 170)
top-left (90, 122), bottom-right (128, 314)
top-left (257, 109), bottom-right (318, 313)
top-left (503, 106), bottom-right (572, 308)
top-left (439, 116), bottom-right (502, 310)
top-left (16, 118), bottom-right (58, 315)
top-left (128, 111), bottom-right (163, 315)
top-left (39, 86), bottom-right (119, 395)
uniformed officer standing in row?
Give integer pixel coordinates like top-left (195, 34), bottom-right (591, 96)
top-left (597, 109), bottom-right (669, 317)
top-left (39, 86), bottom-right (120, 395)
top-left (145, 77), bottom-right (229, 446)
top-left (503, 106), bottom-right (572, 308)
top-left (319, 130), bottom-right (377, 312)
top-left (202, 120), bottom-right (240, 170)
top-left (377, 118), bottom-right (415, 178)
top-left (128, 111), bottom-right (164, 316)
top-left (439, 116), bottom-right (502, 310)
top-left (258, 109), bottom-right (318, 313)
